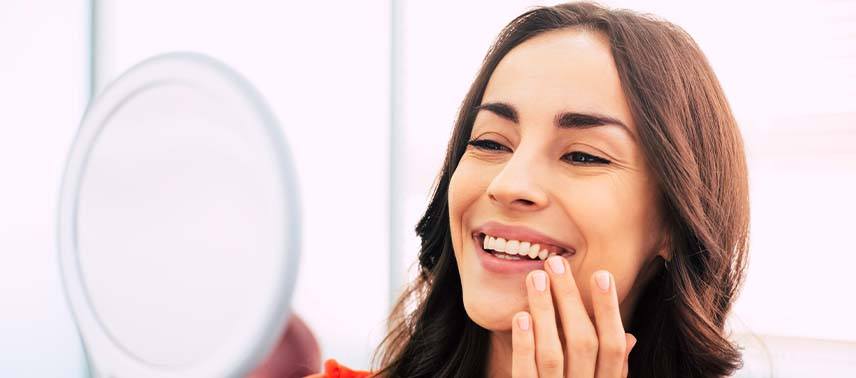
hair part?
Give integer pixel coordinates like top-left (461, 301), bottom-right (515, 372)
top-left (371, 2), bottom-right (750, 377)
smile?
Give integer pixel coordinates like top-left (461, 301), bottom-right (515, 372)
top-left (479, 233), bottom-right (570, 261)
top-left (472, 232), bottom-right (576, 275)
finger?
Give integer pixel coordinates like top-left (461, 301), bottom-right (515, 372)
top-left (544, 255), bottom-right (598, 377)
top-left (511, 312), bottom-right (538, 378)
top-left (527, 270), bottom-right (564, 378)
top-left (591, 270), bottom-right (627, 378)
top-left (621, 333), bottom-right (637, 378)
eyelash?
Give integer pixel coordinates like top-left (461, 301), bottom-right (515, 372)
top-left (466, 138), bottom-right (612, 165)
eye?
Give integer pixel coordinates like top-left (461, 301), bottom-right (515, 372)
top-left (466, 138), bottom-right (511, 152)
top-left (564, 151), bottom-right (611, 165)
top-left (467, 139), bottom-right (611, 165)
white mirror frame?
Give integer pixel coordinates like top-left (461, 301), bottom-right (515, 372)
top-left (56, 52), bottom-right (302, 378)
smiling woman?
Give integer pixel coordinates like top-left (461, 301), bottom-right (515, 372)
top-left (321, 2), bottom-right (749, 377)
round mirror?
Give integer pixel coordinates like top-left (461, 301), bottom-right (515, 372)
top-left (57, 52), bottom-right (301, 377)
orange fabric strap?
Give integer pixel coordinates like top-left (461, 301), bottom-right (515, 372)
top-left (304, 358), bottom-right (372, 378)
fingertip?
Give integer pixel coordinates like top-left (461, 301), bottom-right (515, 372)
top-left (530, 270), bottom-right (548, 292)
top-left (515, 311), bottom-right (531, 331)
top-left (593, 270), bottom-right (611, 292)
top-left (546, 255), bottom-right (566, 275)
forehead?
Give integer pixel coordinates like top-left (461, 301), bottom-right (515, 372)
top-left (482, 28), bottom-right (635, 133)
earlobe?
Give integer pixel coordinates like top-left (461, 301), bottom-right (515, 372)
top-left (655, 231), bottom-right (672, 262)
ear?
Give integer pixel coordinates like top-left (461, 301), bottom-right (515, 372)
top-left (654, 229), bottom-right (673, 262)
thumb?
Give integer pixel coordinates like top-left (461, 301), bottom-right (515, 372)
top-left (626, 333), bottom-right (637, 354)
top-left (622, 333), bottom-right (637, 378)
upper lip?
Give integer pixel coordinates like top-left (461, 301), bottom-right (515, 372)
top-left (472, 221), bottom-right (576, 254)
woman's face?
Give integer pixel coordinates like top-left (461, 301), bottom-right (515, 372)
top-left (448, 28), bottom-right (667, 332)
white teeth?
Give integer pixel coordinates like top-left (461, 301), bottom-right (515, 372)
top-left (482, 235), bottom-right (500, 253)
top-left (481, 234), bottom-right (569, 262)
top-left (529, 243), bottom-right (540, 259)
top-left (494, 238), bottom-right (507, 252)
top-left (495, 253), bottom-right (522, 261)
top-left (506, 240), bottom-right (520, 255)
top-left (528, 245), bottom-right (538, 259)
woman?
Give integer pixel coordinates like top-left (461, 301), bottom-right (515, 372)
top-left (312, 2), bottom-right (749, 377)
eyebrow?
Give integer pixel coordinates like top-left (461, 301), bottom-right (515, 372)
top-left (473, 101), bottom-right (634, 138)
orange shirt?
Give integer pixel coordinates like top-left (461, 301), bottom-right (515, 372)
top-left (305, 358), bottom-right (373, 378)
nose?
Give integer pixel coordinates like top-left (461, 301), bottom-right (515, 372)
top-left (486, 147), bottom-right (549, 212)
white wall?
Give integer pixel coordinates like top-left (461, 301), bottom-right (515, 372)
top-left (0, 1), bottom-right (90, 377)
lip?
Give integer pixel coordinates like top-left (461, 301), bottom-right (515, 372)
top-left (472, 221), bottom-right (576, 275)
top-left (472, 221), bottom-right (577, 255)
top-left (473, 233), bottom-right (549, 274)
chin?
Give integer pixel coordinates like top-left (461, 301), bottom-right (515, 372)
top-left (461, 287), bottom-right (527, 332)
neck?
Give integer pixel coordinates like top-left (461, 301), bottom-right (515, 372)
top-left (486, 330), bottom-right (513, 378)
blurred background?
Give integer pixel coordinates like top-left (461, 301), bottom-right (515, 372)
top-left (1, 0), bottom-right (854, 376)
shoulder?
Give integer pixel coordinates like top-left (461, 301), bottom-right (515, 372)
top-left (304, 358), bottom-right (373, 378)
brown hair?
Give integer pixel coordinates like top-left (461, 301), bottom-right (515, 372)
top-left (371, 2), bottom-right (750, 377)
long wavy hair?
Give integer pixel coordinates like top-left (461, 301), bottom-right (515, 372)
top-left (371, 2), bottom-right (750, 377)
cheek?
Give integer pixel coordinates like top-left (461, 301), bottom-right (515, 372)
top-left (563, 175), bottom-right (661, 300)
top-left (447, 159), bottom-right (487, 259)
top-left (447, 162), bottom-right (474, 264)
top-left (449, 159), bottom-right (528, 330)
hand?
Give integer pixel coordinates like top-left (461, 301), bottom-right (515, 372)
top-left (511, 256), bottom-right (637, 377)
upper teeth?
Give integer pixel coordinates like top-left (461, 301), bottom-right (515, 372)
top-left (482, 234), bottom-right (562, 260)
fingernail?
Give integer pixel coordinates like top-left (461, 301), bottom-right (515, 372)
top-left (628, 335), bottom-right (637, 351)
top-left (517, 313), bottom-right (531, 331)
top-left (533, 271), bottom-right (547, 292)
top-left (595, 271), bottom-right (610, 292)
top-left (547, 256), bottom-right (565, 274)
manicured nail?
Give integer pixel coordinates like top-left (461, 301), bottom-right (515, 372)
top-left (517, 313), bottom-right (531, 331)
top-left (547, 256), bottom-right (565, 274)
top-left (595, 271), bottom-right (610, 292)
top-left (533, 271), bottom-right (547, 292)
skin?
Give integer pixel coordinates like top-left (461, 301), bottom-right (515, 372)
top-left (447, 28), bottom-right (670, 377)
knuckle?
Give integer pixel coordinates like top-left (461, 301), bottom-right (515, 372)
top-left (512, 339), bottom-right (534, 354)
top-left (528, 295), bottom-right (554, 311)
top-left (537, 354), bottom-right (564, 371)
top-left (570, 336), bottom-right (599, 358)
top-left (599, 340), bottom-right (626, 360)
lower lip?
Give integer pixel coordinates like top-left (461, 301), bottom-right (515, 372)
top-left (474, 234), bottom-right (553, 274)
